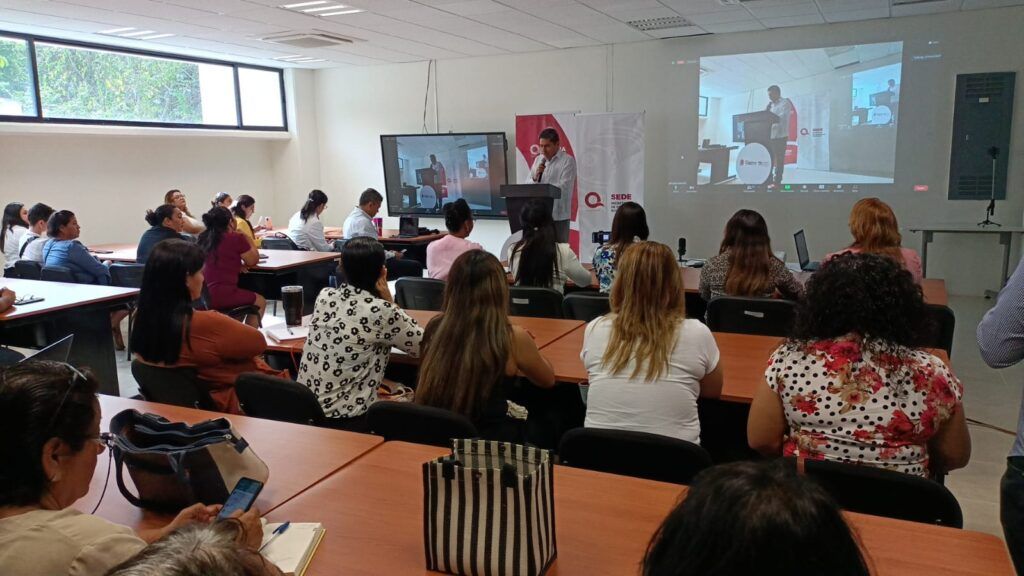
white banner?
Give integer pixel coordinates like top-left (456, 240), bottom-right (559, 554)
top-left (791, 92), bottom-right (830, 171)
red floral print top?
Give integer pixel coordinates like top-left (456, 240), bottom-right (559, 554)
top-left (766, 334), bottom-right (962, 477)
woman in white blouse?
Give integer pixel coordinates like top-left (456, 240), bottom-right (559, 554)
top-left (297, 237), bottom-right (423, 431)
top-left (508, 199), bottom-right (592, 294)
top-left (2, 203), bottom-right (29, 275)
top-left (285, 190), bottom-right (333, 252)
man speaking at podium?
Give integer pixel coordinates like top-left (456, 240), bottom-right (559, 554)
top-left (529, 127), bottom-right (577, 242)
top-left (766, 85), bottom-right (793, 187)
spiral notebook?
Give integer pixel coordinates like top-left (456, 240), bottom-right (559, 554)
top-left (261, 522), bottom-right (325, 576)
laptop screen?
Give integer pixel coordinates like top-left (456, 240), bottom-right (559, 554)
top-left (794, 230), bottom-right (810, 267)
top-left (399, 217), bottom-right (419, 236)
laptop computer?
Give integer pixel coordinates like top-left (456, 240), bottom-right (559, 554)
top-left (794, 230), bottom-right (821, 272)
top-left (20, 334), bottom-right (74, 364)
top-left (398, 217), bottom-right (419, 238)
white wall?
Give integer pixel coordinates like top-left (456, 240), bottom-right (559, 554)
top-left (314, 6), bottom-right (1024, 295)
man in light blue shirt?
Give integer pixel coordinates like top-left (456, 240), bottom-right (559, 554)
top-left (342, 188), bottom-right (401, 260)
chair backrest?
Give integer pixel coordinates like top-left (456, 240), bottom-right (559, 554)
top-left (794, 229), bottom-right (811, 269)
top-left (21, 334), bottom-right (74, 363)
top-left (332, 238), bottom-right (348, 253)
top-left (236, 373), bottom-right (326, 426)
top-left (385, 258), bottom-right (426, 281)
top-left (921, 304), bottom-right (955, 355)
top-left (562, 292), bottom-right (610, 322)
top-left (366, 402), bottom-right (478, 447)
top-left (40, 265), bottom-right (75, 283)
top-left (509, 286), bottom-right (564, 319)
top-left (684, 291), bottom-right (707, 323)
top-left (130, 359), bottom-right (215, 410)
top-left (558, 427), bottom-right (712, 485)
top-left (109, 263), bottom-right (146, 288)
top-left (262, 237), bottom-right (299, 251)
top-left (395, 277), bottom-right (445, 311)
top-left (13, 260), bottom-right (42, 280)
top-left (794, 458), bottom-right (963, 528)
top-left (706, 296), bottom-right (796, 337)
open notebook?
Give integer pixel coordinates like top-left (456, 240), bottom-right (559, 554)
top-left (261, 522), bottom-right (325, 576)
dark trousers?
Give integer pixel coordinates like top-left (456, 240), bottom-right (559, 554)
top-left (1002, 457), bottom-right (1024, 574)
top-left (769, 138), bottom-right (788, 185)
top-left (553, 220), bottom-right (570, 243)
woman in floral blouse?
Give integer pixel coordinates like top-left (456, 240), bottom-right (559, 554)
top-left (592, 201), bottom-right (649, 292)
top-left (747, 252), bottom-right (970, 478)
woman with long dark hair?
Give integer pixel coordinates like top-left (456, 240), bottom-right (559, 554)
top-left (591, 201), bottom-right (649, 292)
top-left (197, 207), bottom-right (264, 327)
top-left (747, 252), bottom-right (970, 478)
top-left (417, 250), bottom-right (555, 440)
top-left (285, 190), bottom-right (332, 252)
top-left (298, 237), bottom-right (423, 430)
top-left (230, 195), bottom-right (263, 249)
top-left (2, 202), bottom-right (29, 274)
top-left (698, 209), bottom-right (802, 301)
top-left (426, 198), bottom-right (482, 280)
top-left (211, 192), bottom-right (232, 210)
top-left (137, 204), bottom-right (188, 263)
top-left (828, 197), bottom-right (922, 282)
top-left (508, 199), bottom-right (591, 293)
top-left (131, 239), bottom-right (285, 414)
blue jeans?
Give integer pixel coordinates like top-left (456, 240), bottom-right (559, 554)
top-left (1001, 457), bottom-right (1024, 574)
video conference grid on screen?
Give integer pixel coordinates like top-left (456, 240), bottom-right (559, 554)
top-left (380, 133), bottom-right (509, 219)
top-left (676, 41), bottom-right (903, 194)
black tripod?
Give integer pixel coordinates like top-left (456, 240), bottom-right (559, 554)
top-left (979, 146), bottom-right (1001, 227)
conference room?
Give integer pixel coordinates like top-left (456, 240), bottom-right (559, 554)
top-left (1, 1), bottom-right (1023, 574)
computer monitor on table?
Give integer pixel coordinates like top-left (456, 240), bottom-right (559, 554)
top-left (398, 216), bottom-right (419, 237)
top-left (794, 230), bottom-right (821, 272)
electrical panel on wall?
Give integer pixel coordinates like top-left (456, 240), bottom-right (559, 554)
top-left (948, 72), bottom-right (1015, 200)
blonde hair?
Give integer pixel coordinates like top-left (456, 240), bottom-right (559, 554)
top-left (416, 250), bottom-right (512, 417)
top-left (604, 242), bottom-right (686, 381)
top-left (849, 198), bottom-right (904, 263)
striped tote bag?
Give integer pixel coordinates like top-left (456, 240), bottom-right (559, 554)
top-left (423, 439), bottom-right (556, 576)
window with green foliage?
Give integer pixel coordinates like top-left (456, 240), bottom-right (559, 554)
top-left (0, 36), bottom-right (36, 117)
top-left (0, 32), bottom-right (286, 130)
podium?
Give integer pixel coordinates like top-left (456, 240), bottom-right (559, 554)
top-left (499, 183), bottom-right (561, 234)
top-left (732, 110), bottom-right (779, 147)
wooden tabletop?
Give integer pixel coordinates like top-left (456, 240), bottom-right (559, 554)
top-left (80, 396), bottom-right (383, 530)
top-left (266, 441), bottom-right (1012, 576)
top-left (323, 227), bottom-right (447, 244)
top-left (88, 242), bottom-right (138, 263)
top-left (88, 243), bottom-right (340, 272)
top-left (0, 278), bottom-right (138, 323)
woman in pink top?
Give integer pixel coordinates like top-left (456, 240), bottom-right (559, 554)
top-left (427, 198), bottom-right (482, 280)
top-left (826, 197), bottom-right (923, 283)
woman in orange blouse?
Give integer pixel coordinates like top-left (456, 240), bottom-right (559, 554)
top-left (129, 239), bottom-right (286, 414)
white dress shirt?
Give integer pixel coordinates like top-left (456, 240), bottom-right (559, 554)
top-left (17, 230), bottom-right (46, 263)
top-left (286, 212), bottom-right (332, 252)
top-left (768, 97), bottom-right (794, 140)
top-left (529, 149), bottom-right (576, 222)
top-left (342, 206), bottom-right (376, 240)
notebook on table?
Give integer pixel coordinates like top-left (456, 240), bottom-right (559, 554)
top-left (261, 522), bottom-right (325, 576)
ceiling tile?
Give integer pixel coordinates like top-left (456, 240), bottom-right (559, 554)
top-left (645, 25), bottom-right (707, 39)
top-left (961, 0), bottom-right (1024, 7)
top-left (822, 6), bottom-right (890, 23)
top-left (697, 20), bottom-right (766, 33)
top-left (891, 0), bottom-right (960, 17)
top-left (760, 13), bottom-right (825, 28)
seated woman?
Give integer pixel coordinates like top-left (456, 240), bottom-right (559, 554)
top-left (212, 192), bottom-right (232, 210)
top-left (747, 252), bottom-right (971, 478)
top-left (583, 241), bottom-right (722, 443)
top-left (131, 239), bottom-right (287, 414)
top-left (0, 361), bottom-right (224, 576)
top-left (298, 237), bottom-right (423, 431)
top-left (137, 204), bottom-right (188, 263)
top-left (699, 209), bottom-right (802, 302)
top-left (427, 198), bottom-right (482, 280)
top-left (642, 460), bottom-right (869, 576)
top-left (42, 210), bottom-right (110, 285)
top-left (286, 190), bottom-right (333, 252)
top-left (198, 207), bottom-right (265, 328)
top-left (416, 250), bottom-right (556, 441)
top-left (164, 189), bottom-right (204, 235)
top-left (828, 197), bottom-right (923, 283)
top-left (2, 202), bottom-right (28, 276)
top-left (509, 199), bottom-right (592, 294)
top-left (231, 195), bottom-right (263, 250)
top-left (592, 201), bottom-right (649, 293)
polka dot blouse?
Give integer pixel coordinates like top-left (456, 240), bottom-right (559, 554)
top-left (766, 334), bottom-right (962, 477)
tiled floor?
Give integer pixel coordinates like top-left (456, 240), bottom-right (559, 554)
top-left (112, 296), bottom-right (1017, 538)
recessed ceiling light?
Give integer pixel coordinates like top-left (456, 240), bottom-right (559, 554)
top-left (119, 29), bottom-right (157, 37)
top-left (99, 27), bottom-right (136, 34)
top-left (281, 1), bottom-right (329, 8)
top-left (98, 27), bottom-right (175, 41)
top-left (273, 55), bottom-right (308, 61)
top-left (139, 33), bottom-right (175, 40)
top-left (298, 59), bottom-right (326, 63)
top-left (302, 4), bottom-right (348, 12)
top-left (319, 9), bottom-right (363, 16)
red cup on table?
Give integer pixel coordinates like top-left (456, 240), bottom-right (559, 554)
top-left (373, 217), bottom-right (383, 237)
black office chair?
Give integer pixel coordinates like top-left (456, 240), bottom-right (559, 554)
top-left (40, 265), bottom-right (76, 283)
top-left (110, 263), bottom-right (146, 360)
top-left (366, 402), bottom-right (478, 447)
top-left (921, 304), bottom-right (956, 356)
top-left (332, 239), bottom-right (348, 253)
top-left (261, 237), bottom-right (299, 251)
top-left (236, 373), bottom-right (326, 427)
top-left (706, 296), bottom-right (796, 337)
top-left (395, 277), bottom-right (445, 311)
top-left (558, 428), bottom-right (712, 485)
top-left (386, 258), bottom-right (425, 281)
top-left (789, 458), bottom-right (963, 528)
top-left (197, 284), bottom-right (261, 327)
top-left (562, 292), bottom-right (610, 322)
top-left (685, 291), bottom-right (707, 323)
top-left (130, 360), bottom-right (216, 410)
top-left (13, 260), bottom-right (42, 280)
top-left (509, 286), bottom-right (564, 319)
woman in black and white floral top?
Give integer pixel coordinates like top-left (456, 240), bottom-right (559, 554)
top-left (297, 237), bottom-right (423, 430)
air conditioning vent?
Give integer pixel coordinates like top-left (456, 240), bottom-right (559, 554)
top-left (627, 16), bottom-right (694, 31)
top-left (261, 31), bottom-right (359, 48)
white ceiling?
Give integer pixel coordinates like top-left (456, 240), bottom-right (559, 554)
top-left (0, 0), bottom-right (1021, 69)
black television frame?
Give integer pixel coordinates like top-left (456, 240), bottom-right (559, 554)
top-left (379, 132), bottom-right (510, 220)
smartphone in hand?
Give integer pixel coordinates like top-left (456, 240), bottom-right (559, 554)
top-left (216, 477), bottom-right (264, 520)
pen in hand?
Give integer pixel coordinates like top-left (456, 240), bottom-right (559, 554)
top-left (259, 521), bottom-right (290, 552)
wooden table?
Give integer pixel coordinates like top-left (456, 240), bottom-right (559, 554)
top-left (0, 278), bottom-right (138, 394)
top-left (323, 227), bottom-right (446, 245)
top-left (88, 243), bottom-right (340, 272)
top-left (266, 441), bottom-right (1013, 576)
top-left (81, 396), bottom-right (383, 530)
top-left (87, 242), bottom-right (137, 263)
